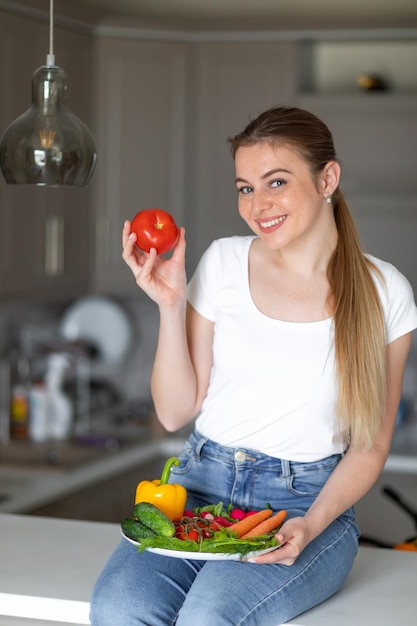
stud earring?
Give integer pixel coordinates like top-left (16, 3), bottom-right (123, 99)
top-left (326, 194), bottom-right (332, 204)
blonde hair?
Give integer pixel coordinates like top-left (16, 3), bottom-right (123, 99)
top-left (229, 106), bottom-right (386, 449)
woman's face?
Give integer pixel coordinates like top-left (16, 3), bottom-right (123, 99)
top-left (234, 142), bottom-right (337, 253)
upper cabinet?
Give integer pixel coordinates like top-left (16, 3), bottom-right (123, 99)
top-left (184, 41), bottom-right (298, 272)
top-left (298, 39), bottom-right (417, 96)
top-left (1, 6), bottom-right (416, 298)
top-left (90, 38), bottom-right (188, 294)
top-left (295, 38), bottom-right (417, 291)
top-left (90, 39), bottom-right (299, 284)
top-left (0, 12), bottom-right (94, 302)
top-left (0, 186), bottom-right (92, 302)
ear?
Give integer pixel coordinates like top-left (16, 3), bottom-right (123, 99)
top-left (320, 160), bottom-right (340, 197)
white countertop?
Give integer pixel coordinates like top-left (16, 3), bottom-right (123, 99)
top-left (0, 514), bottom-right (120, 625)
top-left (1, 513), bottom-right (416, 626)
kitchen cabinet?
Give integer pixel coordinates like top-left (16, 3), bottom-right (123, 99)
top-left (87, 32), bottom-right (417, 290)
top-left (0, 11), bottom-right (94, 302)
top-left (295, 93), bottom-right (417, 293)
top-left (295, 38), bottom-right (417, 292)
top-left (0, 185), bottom-right (92, 302)
top-left (91, 38), bottom-right (188, 294)
top-left (90, 34), bottom-right (417, 282)
top-left (183, 41), bottom-right (298, 272)
top-left (90, 39), bottom-right (299, 283)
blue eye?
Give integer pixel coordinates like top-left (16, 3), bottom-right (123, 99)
top-left (238, 185), bottom-right (253, 195)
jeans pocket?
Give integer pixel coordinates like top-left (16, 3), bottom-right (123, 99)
top-left (289, 458), bottom-right (340, 497)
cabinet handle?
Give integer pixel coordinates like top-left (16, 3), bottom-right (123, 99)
top-left (45, 215), bottom-right (64, 276)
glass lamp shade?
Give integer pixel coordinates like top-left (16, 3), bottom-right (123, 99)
top-left (0, 64), bottom-right (97, 187)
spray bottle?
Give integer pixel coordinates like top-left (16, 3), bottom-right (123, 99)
top-left (45, 352), bottom-right (73, 440)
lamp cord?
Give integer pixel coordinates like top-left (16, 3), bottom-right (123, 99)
top-left (47, 0), bottom-right (55, 66)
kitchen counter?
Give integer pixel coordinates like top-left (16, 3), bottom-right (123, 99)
top-left (0, 513), bottom-right (416, 625)
top-left (0, 404), bottom-right (417, 517)
top-left (1, 423), bottom-right (417, 518)
top-left (0, 431), bottom-right (186, 515)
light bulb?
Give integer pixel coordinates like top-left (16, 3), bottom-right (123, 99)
top-left (0, 64), bottom-right (96, 187)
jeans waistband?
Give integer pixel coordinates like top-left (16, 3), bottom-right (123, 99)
top-left (189, 430), bottom-right (342, 477)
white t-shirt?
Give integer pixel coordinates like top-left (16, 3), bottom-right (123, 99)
top-left (187, 236), bottom-right (417, 461)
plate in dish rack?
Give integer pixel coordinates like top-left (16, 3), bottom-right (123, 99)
top-left (121, 529), bottom-right (278, 560)
top-left (59, 295), bottom-right (133, 365)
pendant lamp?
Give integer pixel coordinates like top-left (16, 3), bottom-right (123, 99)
top-left (0, 0), bottom-right (97, 187)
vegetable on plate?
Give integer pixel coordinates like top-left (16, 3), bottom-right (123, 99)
top-left (121, 499), bottom-right (287, 557)
top-left (135, 456), bottom-right (187, 521)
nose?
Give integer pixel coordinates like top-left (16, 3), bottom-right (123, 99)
top-left (252, 188), bottom-right (273, 214)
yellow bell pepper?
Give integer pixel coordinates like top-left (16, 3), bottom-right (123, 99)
top-left (135, 456), bottom-right (187, 521)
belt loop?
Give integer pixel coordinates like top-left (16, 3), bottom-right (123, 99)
top-left (194, 431), bottom-right (208, 459)
top-left (281, 459), bottom-right (290, 478)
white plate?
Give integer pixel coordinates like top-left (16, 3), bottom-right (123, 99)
top-left (121, 529), bottom-right (278, 561)
top-left (59, 296), bottom-right (133, 365)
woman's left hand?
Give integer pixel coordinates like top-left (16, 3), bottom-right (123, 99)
top-left (248, 516), bottom-right (310, 565)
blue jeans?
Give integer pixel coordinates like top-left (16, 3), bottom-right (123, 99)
top-left (90, 431), bottom-right (359, 625)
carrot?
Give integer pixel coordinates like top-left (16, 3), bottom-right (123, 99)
top-left (230, 509), bottom-right (273, 538)
top-left (240, 509), bottom-right (287, 539)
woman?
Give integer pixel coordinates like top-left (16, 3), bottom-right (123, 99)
top-left (90, 106), bottom-right (417, 625)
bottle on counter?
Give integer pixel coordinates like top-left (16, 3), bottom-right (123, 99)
top-left (9, 349), bottom-right (30, 440)
top-left (45, 353), bottom-right (73, 441)
top-left (28, 382), bottom-right (49, 442)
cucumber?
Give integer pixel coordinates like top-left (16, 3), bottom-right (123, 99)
top-left (133, 502), bottom-right (175, 537)
top-left (121, 517), bottom-right (158, 541)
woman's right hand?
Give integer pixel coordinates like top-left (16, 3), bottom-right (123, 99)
top-left (122, 221), bottom-right (187, 307)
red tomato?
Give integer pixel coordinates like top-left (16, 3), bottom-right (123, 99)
top-left (186, 530), bottom-right (200, 542)
top-left (131, 209), bottom-right (179, 255)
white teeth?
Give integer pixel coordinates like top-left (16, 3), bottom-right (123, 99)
top-left (260, 215), bottom-right (286, 228)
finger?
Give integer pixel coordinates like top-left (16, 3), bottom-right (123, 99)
top-left (122, 220), bottom-right (132, 247)
top-left (122, 233), bottom-right (138, 265)
top-left (122, 237), bottom-right (147, 279)
top-left (138, 247), bottom-right (158, 282)
top-left (170, 227), bottom-right (186, 261)
top-left (171, 227), bottom-right (186, 265)
top-left (247, 542), bottom-right (296, 565)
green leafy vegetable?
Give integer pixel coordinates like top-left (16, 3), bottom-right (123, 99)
top-left (192, 502), bottom-right (230, 518)
top-left (135, 527), bottom-right (280, 557)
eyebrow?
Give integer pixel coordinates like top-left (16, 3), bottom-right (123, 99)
top-left (235, 167), bottom-right (292, 185)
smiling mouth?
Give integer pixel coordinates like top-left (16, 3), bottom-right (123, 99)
top-left (259, 215), bottom-right (287, 228)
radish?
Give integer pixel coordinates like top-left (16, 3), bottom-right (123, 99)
top-left (200, 511), bottom-right (215, 521)
top-left (214, 516), bottom-right (234, 527)
top-left (230, 508), bottom-right (246, 521)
